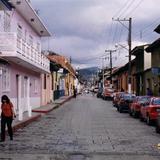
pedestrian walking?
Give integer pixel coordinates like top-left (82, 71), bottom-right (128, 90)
top-left (0, 95), bottom-right (16, 142)
top-left (73, 86), bottom-right (77, 98)
top-left (146, 88), bottom-right (153, 96)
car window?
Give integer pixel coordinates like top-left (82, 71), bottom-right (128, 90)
top-left (152, 98), bottom-right (160, 105)
top-left (123, 94), bottom-right (136, 100)
top-left (138, 97), bottom-right (151, 104)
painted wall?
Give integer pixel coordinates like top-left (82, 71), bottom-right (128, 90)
top-left (144, 49), bottom-right (151, 70)
top-left (0, 62), bottom-right (41, 117)
top-left (152, 47), bottom-right (160, 67)
top-left (0, 10), bottom-right (41, 51)
top-left (41, 73), bottom-right (53, 106)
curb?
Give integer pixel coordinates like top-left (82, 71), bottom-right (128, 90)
top-left (32, 104), bottom-right (59, 114)
top-left (32, 96), bottom-right (73, 114)
top-left (12, 96), bottom-right (73, 132)
top-left (12, 114), bottom-right (41, 132)
top-left (60, 95), bottom-right (74, 105)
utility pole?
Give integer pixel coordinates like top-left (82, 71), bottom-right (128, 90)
top-left (112, 18), bottom-right (132, 93)
top-left (128, 18), bottom-right (132, 94)
top-left (105, 50), bottom-right (116, 85)
top-left (100, 57), bottom-right (105, 89)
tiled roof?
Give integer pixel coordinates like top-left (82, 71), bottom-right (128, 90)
top-left (47, 54), bottom-right (76, 77)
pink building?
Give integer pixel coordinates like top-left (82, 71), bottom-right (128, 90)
top-left (0, 0), bottom-right (51, 120)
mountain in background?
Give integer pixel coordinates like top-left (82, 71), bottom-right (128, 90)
top-left (78, 67), bottom-right (99, 81)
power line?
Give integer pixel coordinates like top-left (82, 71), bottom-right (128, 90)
top-left (113, 0), bottom-right (131, 18)
top-left (118, 0), bottom-right (136, 18)
top-left (125, 0), bottom-right (144, 18)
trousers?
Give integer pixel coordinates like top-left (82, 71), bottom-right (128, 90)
top-left (1, 115), bottom-right (13, 141)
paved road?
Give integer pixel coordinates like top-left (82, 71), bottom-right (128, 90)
top-left (0, 94), bottom-right (160, 159)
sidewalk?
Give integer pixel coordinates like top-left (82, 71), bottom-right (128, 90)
top-left (1, 95), bottom-right (73, 133)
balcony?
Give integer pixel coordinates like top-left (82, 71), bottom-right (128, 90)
top-left (0, 32), bottom-right (50, 73)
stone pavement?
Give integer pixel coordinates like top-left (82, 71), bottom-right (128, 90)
top-left (0, 94), bottom-right (160, 159)
top-left (1, 95), bottom-right (73, 132)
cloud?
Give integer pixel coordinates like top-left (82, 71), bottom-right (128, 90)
top-left (32, 0), bottom-right (160, 68)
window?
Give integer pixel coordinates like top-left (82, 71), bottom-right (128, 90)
top-left (17, 24), bottom-right (22, 39)
top-left (4, 11), bottom-right (11, 32)
top-left (17, 24), bottom-right (22, 49)
top-left (2, 66), bottom-right (10, 92)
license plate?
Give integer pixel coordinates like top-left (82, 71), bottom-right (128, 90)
top-left (157, 109), bottom-right (160, 112)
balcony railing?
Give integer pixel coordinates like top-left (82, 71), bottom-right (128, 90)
top-left (0, 32), bottom-right (50, 72)
top-left (17, 37), bottom-right (49, 72)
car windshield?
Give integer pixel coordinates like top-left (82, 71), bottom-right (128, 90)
top-left (152, 98), bottom-right (160, 105)
top-left (123, 94), bottom-right (136, 100)
top-left (138, 97), bottom-right (150, 103)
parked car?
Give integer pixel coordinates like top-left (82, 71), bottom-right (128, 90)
top-left (117, 93), bottom-right (136, 113)
top-left (140, 97), bottom-right (160, 125)
top-left (129, 96), bottom-right (151, 118)
top-left (113, 92), bottom-right (125, 108)
top-left (102, 87), bottom-right (114, 100)
top-left (156, 113), bottom-right (160, 133)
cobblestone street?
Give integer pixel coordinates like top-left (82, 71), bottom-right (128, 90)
top-left (0, 95), bottom-right (160, 159)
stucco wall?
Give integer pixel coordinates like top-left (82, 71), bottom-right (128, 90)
top-left (0, 62), bottom-right (41, 113)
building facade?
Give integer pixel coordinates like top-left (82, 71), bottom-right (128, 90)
top-left (0, 0), bottom-right (50, 120)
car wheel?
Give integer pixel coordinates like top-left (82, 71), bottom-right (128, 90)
top-left (139, 113), bottom-right (144, 122)
top-left (133, 111), bottom-right (137, 118)
top-left (119, 107), bottom-right (123, 113)
top-left (156, 125), bottom-right (160, 134)
top-left (146, 116), bottom-right (152, 125)
top-left (129, 109), bottom-right (132, 116)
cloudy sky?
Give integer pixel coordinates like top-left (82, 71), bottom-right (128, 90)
top-left (32, 0), bottom-right (160, 69)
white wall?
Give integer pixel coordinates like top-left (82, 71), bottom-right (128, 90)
top-left (144, 46), bottom-right (151, 70)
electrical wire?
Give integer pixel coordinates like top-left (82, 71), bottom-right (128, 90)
top-left (113, 0), bottom-right (133, 18)
top-left (124, 0), bottom-right (144, 18)
top-left (118, 0), bottom-right (137, 18)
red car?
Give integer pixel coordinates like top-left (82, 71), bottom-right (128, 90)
top-left (140, 97), bottom-right (160, 125)
top-left (102, 87), bottom-right (114, 100)
top-left (129, 96), bottom-right (151, 118)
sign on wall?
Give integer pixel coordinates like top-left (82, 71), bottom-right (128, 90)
top-left (0, 32), bottom-right (16, 52)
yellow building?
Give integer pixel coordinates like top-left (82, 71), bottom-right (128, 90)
top-left (47, 53), bottom-right (76, 100)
